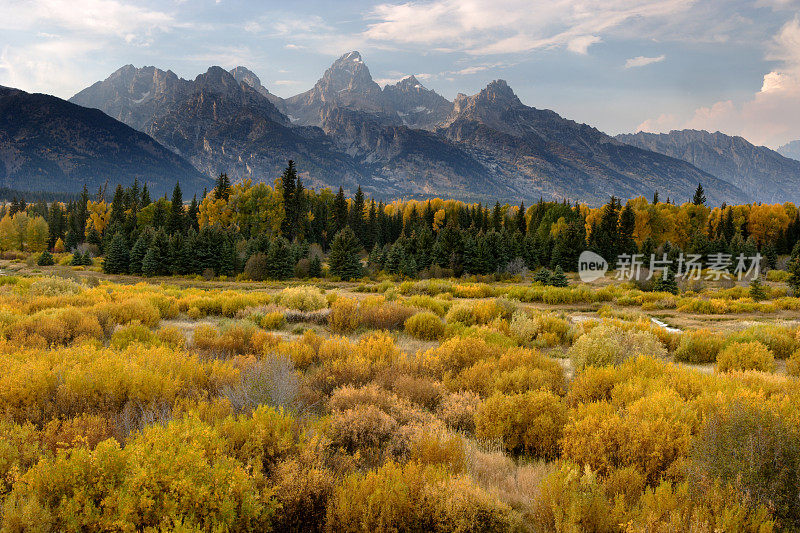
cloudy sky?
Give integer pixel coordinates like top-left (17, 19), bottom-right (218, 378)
top-left (1, 0), bottom-right (799, 148)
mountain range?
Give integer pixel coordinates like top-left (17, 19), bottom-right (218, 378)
top-left (3, 51), bottom-right (798, 205)
top-left (617, 130), bottom-right (800, 204)
top-left (0, 86), bottom-right (210, 197)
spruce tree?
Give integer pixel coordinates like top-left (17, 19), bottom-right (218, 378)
top-left (215, 173), bottom-right (231, 201)
top-left (141, 247), bottom-right (159, 277)
top-left (70, 250), bottom-right (84, 266)
top-left (333, 187), bottom-right (348, 234)
top-left (515, 202), bottom-right (526, 234)
top-left (129, 229), bottom-right (153, 275)
top-left (141, 183), bottom-right (151, 208)
top-left (103, 232), bottom-right (129, 274)
top-left (166, 182), bottom-right (185, 235)
top-left (653, 266), bottom-right (679, 294)
top-left (788, 243), bottom-right (800, 296)
top-left (763, 243), bottom-right (778, 270)
top-left (280, 161), bottom-right (297, 240)
top-left (349, 186), bottom-right (365, 244)
top-left (384, 243), bottom-right (404, 275)
top-left (692, 183), bottom-right (706, 206)
top-left (37, 249), bottom-right (54, 266)
top-left (110, 185), bottom-right (125, 228)
top-left (533, 267), bottom-right (552, 284)
top-left (308, 254), bottom-right (322, 278)
top-left (328, 227), bottom-right (362, 281)
top-left (550, 265), bottom-right (569, 287)
top-left (749, 277), bottom-right (767, 301)
top-left (267, 237), bottom-right (295, 280)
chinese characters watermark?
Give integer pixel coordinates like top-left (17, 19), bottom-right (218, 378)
top-left (578, 251), bottom-right (761, 282)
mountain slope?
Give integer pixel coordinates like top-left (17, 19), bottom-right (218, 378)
top-left (617, 130), bottom-right (800, 203)
top-left (439, 81), bottom-right (746, 205)
top-left (0, 86), bottom-right (209, 196)
top-left (778, 139), bottom-right (800, 162)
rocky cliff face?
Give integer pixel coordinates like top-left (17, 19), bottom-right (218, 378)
top-left (0, 86), bottom-right (210, 196)
top-left (617, 130), bottom-right (800, 204)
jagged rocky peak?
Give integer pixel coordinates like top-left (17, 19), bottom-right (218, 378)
top-left (458, 79), bottom-right (521, 110)
top-left (382, 75), bottom-right (452, 129)
top-left (194, 66), bottom-right (243, 94)
top-left (229, 66), bottom-right (263, 89)
top-left (319, 51), bottom-right (381, 97)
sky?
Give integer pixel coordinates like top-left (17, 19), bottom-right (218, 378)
top-left (1, 0), bottom-right (800, 148)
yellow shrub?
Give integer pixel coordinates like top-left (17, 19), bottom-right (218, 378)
top-left (569, 324), bottom-right (667, 370)
top-left (674, 329), bottom-right (725, 364)
top-left (788, 350), bottom-right (800, 377)
top-left (259, 311), bottom-right (286, 330)
top-left (421, 337), bottom-right (503, 380)
top-left (404, 311), bottom-right (445, 340)
top-left (104, 298), bottom-right (160, 327)
top-left (276, 285), bottom-right (327, 311)
top-left (716, 341), bottom-right (775, 373)
top-left (474, 390), bottom-right (566, 459)
top-left (328, 297), bottom-right (361, 334)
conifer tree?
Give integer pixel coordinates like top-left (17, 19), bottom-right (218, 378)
top-left (110, 185), bottom-right (126, 228)
top-left (280, 161), bottom-right (297, 240)
top-left (653, 191), bottom-right (659, 204)
top-left (103, 232), bottom-right (129, 274)
top-left (215, 173), bottom-right (231, 201)
top-left (129, 229), bottom-right (153, 275)
top-left (653, 266), bottom-right (679, 294)
top-left (141, 183), bottom-right (151, 208)
top-left (328, 227), bottom-right (362, 281)
top-left (267, 237), bottom-right (295, 280)
top-left (515, 202), bottom-right (526, 234)
top-left (187, 195), bottom-right (200, 231)
top-left (349, 186), bottom-right (365, 244)
top-left (533, 267), bottom-right (552, 284)
top-left (308, 254), bottom-right (322, 278)
top-left (692, 183), bottom-right (706, 206)
top-left (550, 265), bottom-right (569, 287)
top-left (788, 243), bottom-right (800, 296)
top-left (384, 242), bottom-right (404, 274)
top-left (749, 277), bottom-right (767, 301)
top-left (166, 182), bottom-right (185, 235)
top-left (333, 187), bottom-right (348, 234)
top-left (141, 247), bottom-right (159, 277)
top-left (37, 249), bottom-right (54, 266)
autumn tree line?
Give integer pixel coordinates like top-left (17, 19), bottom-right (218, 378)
top-left (4, 163), bottom-right (800, 281)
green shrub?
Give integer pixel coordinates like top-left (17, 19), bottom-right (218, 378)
top-left (405, 311), bottom-right (445, 340)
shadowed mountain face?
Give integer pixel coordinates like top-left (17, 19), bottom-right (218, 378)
top-left (778, 139), bottom-right (800, 162)
top-left (439, 82), bottom-right (747, 205)
top-left (0, 86), bottom-right (210, 196)
top-left (618, 130), bottom-right (800, 204)
top-left (63, 52), bottom-right (766, 205)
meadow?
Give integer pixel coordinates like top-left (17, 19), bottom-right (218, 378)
top-left (0, 256), bottom-right (799, 532)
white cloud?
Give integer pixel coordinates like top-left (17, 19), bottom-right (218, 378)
top-left (0, 0), bottom-right (176, 39)
top-left (363, 0), bottom-right (694, 55)
top-left (624, 54), bottom-right (666, 68)
top-left (637, 17), bottom-right (800, 147)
